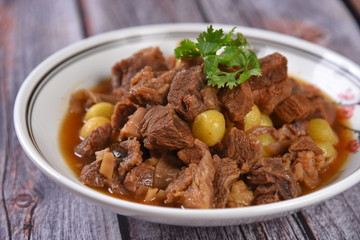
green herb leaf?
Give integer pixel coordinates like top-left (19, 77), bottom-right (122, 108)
top-left (174, 25), bottom-right (262, 89)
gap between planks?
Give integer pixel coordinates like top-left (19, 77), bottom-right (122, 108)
top-left (342, 0), bottom-right (360, 27)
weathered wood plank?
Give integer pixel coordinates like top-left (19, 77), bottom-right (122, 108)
top-left (126, 214), bottom-right (313, 240)
top-left (301, 184), bottom-right (360, 239)
top-left (198, 0), bottom-right (360, 64)
top-left (0, 0), bottom-right (121, 239)
top-left (0, 5), bottom-right (16, 240)
top-left (80, 0), bottom-right (204, 35)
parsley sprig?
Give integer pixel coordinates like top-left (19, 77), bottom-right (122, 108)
top-left (174, 26), bottom-right (262, 89)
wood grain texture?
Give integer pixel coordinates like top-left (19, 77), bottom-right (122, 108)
top-left (2, 0), bottom-right (360, 239)
top-left (126, 215), bottom-right (314, 240)
top-left (80, 0), bottom-right (204, 35)
top-left (302, 184), bottom-right (360, 239)
top-left (0, 0), bottom-right (121, 239)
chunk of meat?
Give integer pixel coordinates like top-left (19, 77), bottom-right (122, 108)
top-left (292, 151), bottom-right (321, 189)
top-left (277, 121), bottom-right (309, 141)
top-left (129, 66), bottom-right (175, 105)
top-left (123, 162), bottom-right (155, 192)
top-left (166, 141), bottom-right (216, 209)
top-left (176, 57), bottom-right (204, 69)
top-left (69, 89), bottom-right (115, 114)
top-left (112, 47), bottom-right (168, 100)
top-left (120, 107), bottom-right (147, 140)
top-left (247, 126), bottom-right (278, 138)
top-left (289, 136), bottom-right (323, 155)
top-left (308, 96), bottom-right (336, 125)
top-left (288, 136), bottom-right (325, 189)
top-left (274, 94), bottom-right (313, 123)
top-left (111, 100), bottom-right (137, 130)
top-left (293, 83), bottom-right (336, 125)
top-left (200, 86), bottom-right (221, 110)
top-left (80, 161), bottom-right (106, 188)
top-left (218, 127), bottom-right (262, 170)
top-left (252, 77), bottom-right (293, 114)
top-left (264, 121), bottom-right (309, 155)
top-left (167, 65), bottom-right (207, 122)
top-left (110, 139), bottom-right (143, 179)
top-left (219, 81), bottom-right (253, 123)
top-left (74, 123), bottom-right (112, 160)
top-left (246, 158), bottom-right (301, 205)
top-left (248, 52), bottom-right (288, 90)
top-left (177, 139), bottom-right (208, 164)
top-left (213, 155), bottom-right (241, 208)
top-left (140, 105), bottom-right (194, 150)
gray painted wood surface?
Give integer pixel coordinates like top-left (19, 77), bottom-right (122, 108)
top-left (1, 0), bottom-right (360, 239)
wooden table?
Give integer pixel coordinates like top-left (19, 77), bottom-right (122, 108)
top-left (1, 0), bottom-right (360, 239)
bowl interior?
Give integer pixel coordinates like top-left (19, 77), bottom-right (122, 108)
top-left (16, 24), bottom-right (360, 226)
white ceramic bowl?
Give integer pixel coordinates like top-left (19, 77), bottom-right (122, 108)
top-left (14, 23), bottom-right (360, 226)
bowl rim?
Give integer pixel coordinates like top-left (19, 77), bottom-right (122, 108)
top-left (13, 23), bottom-right (360, 222)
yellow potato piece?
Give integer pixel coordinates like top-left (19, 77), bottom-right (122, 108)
top-left (260, 114), bottom-right (273, 127)
top-left (192, 110), bottom-right (226, 146)
top-left (80, 116), bottom-right (110, 139)
top-left (244, 105), bottom-right (261, 132)
top-left (84, 102), bottom-right (114, 121)
top-left (309, 118), bottom-right (338, 144)
top-left (316, 142), bottom-right (337, 158)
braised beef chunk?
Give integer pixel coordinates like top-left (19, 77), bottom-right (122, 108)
top-left (292, 151), bottom-right (321, 189)
top-left (219, 81), bottom-right (253, 123)
top-left (200, 86), bottom-right (221, 110)
top-left (123, 162), bottom-right (155, 192)
top-left (129, 66), bottom-right (175, 105)
top-left (69, 89), bottom-right (115, 114)
top-left (112, 47), bottom-right (168, 100)
top-left (289, 136), bottom-right (323, 155)
top-left (248, 53), bottom-right (288, 90)
top-left (246, 158), bottom-right (301, 205)
top-left (177, 57), bottom-right (204, 69)
top-left (218, 127), bottom-right (261, 170)
top-left (274, 94), bottom-right (313, 123)
top-left (288, 136), bottom-right (325, 189)
top-left (177, 139), bottom-right (208, 164)
top-left (111, 100), bottom-right (137, 130)
top-left (140, 104), bottom-right (194, 150)
top-left (165, 141), bottom-right (216, 209)
top-left (120, 107), bottom-right (147, 140)
top-left (309, 96), bottom-right (336, 125)
top-left (248, 53), bottom-right (290, 115)
top-left (284, 82), bottom-right (336, 124)
top-left (277, 121), bottom-right (309, 140)
top-left (252, 77), bottom-right (293, 114)
top-left (80, 161), bottom-right (106, 188)
top-left (177, 146), bottom-right (202, 165)
top-left (167, 65), bottom-right (207, 122)
top-left (75, 123), bottom-right (112, 160)
top-left (213, 155), bottom-right (241, 208)
top-left (111, 139), bottom-right (143, 178)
